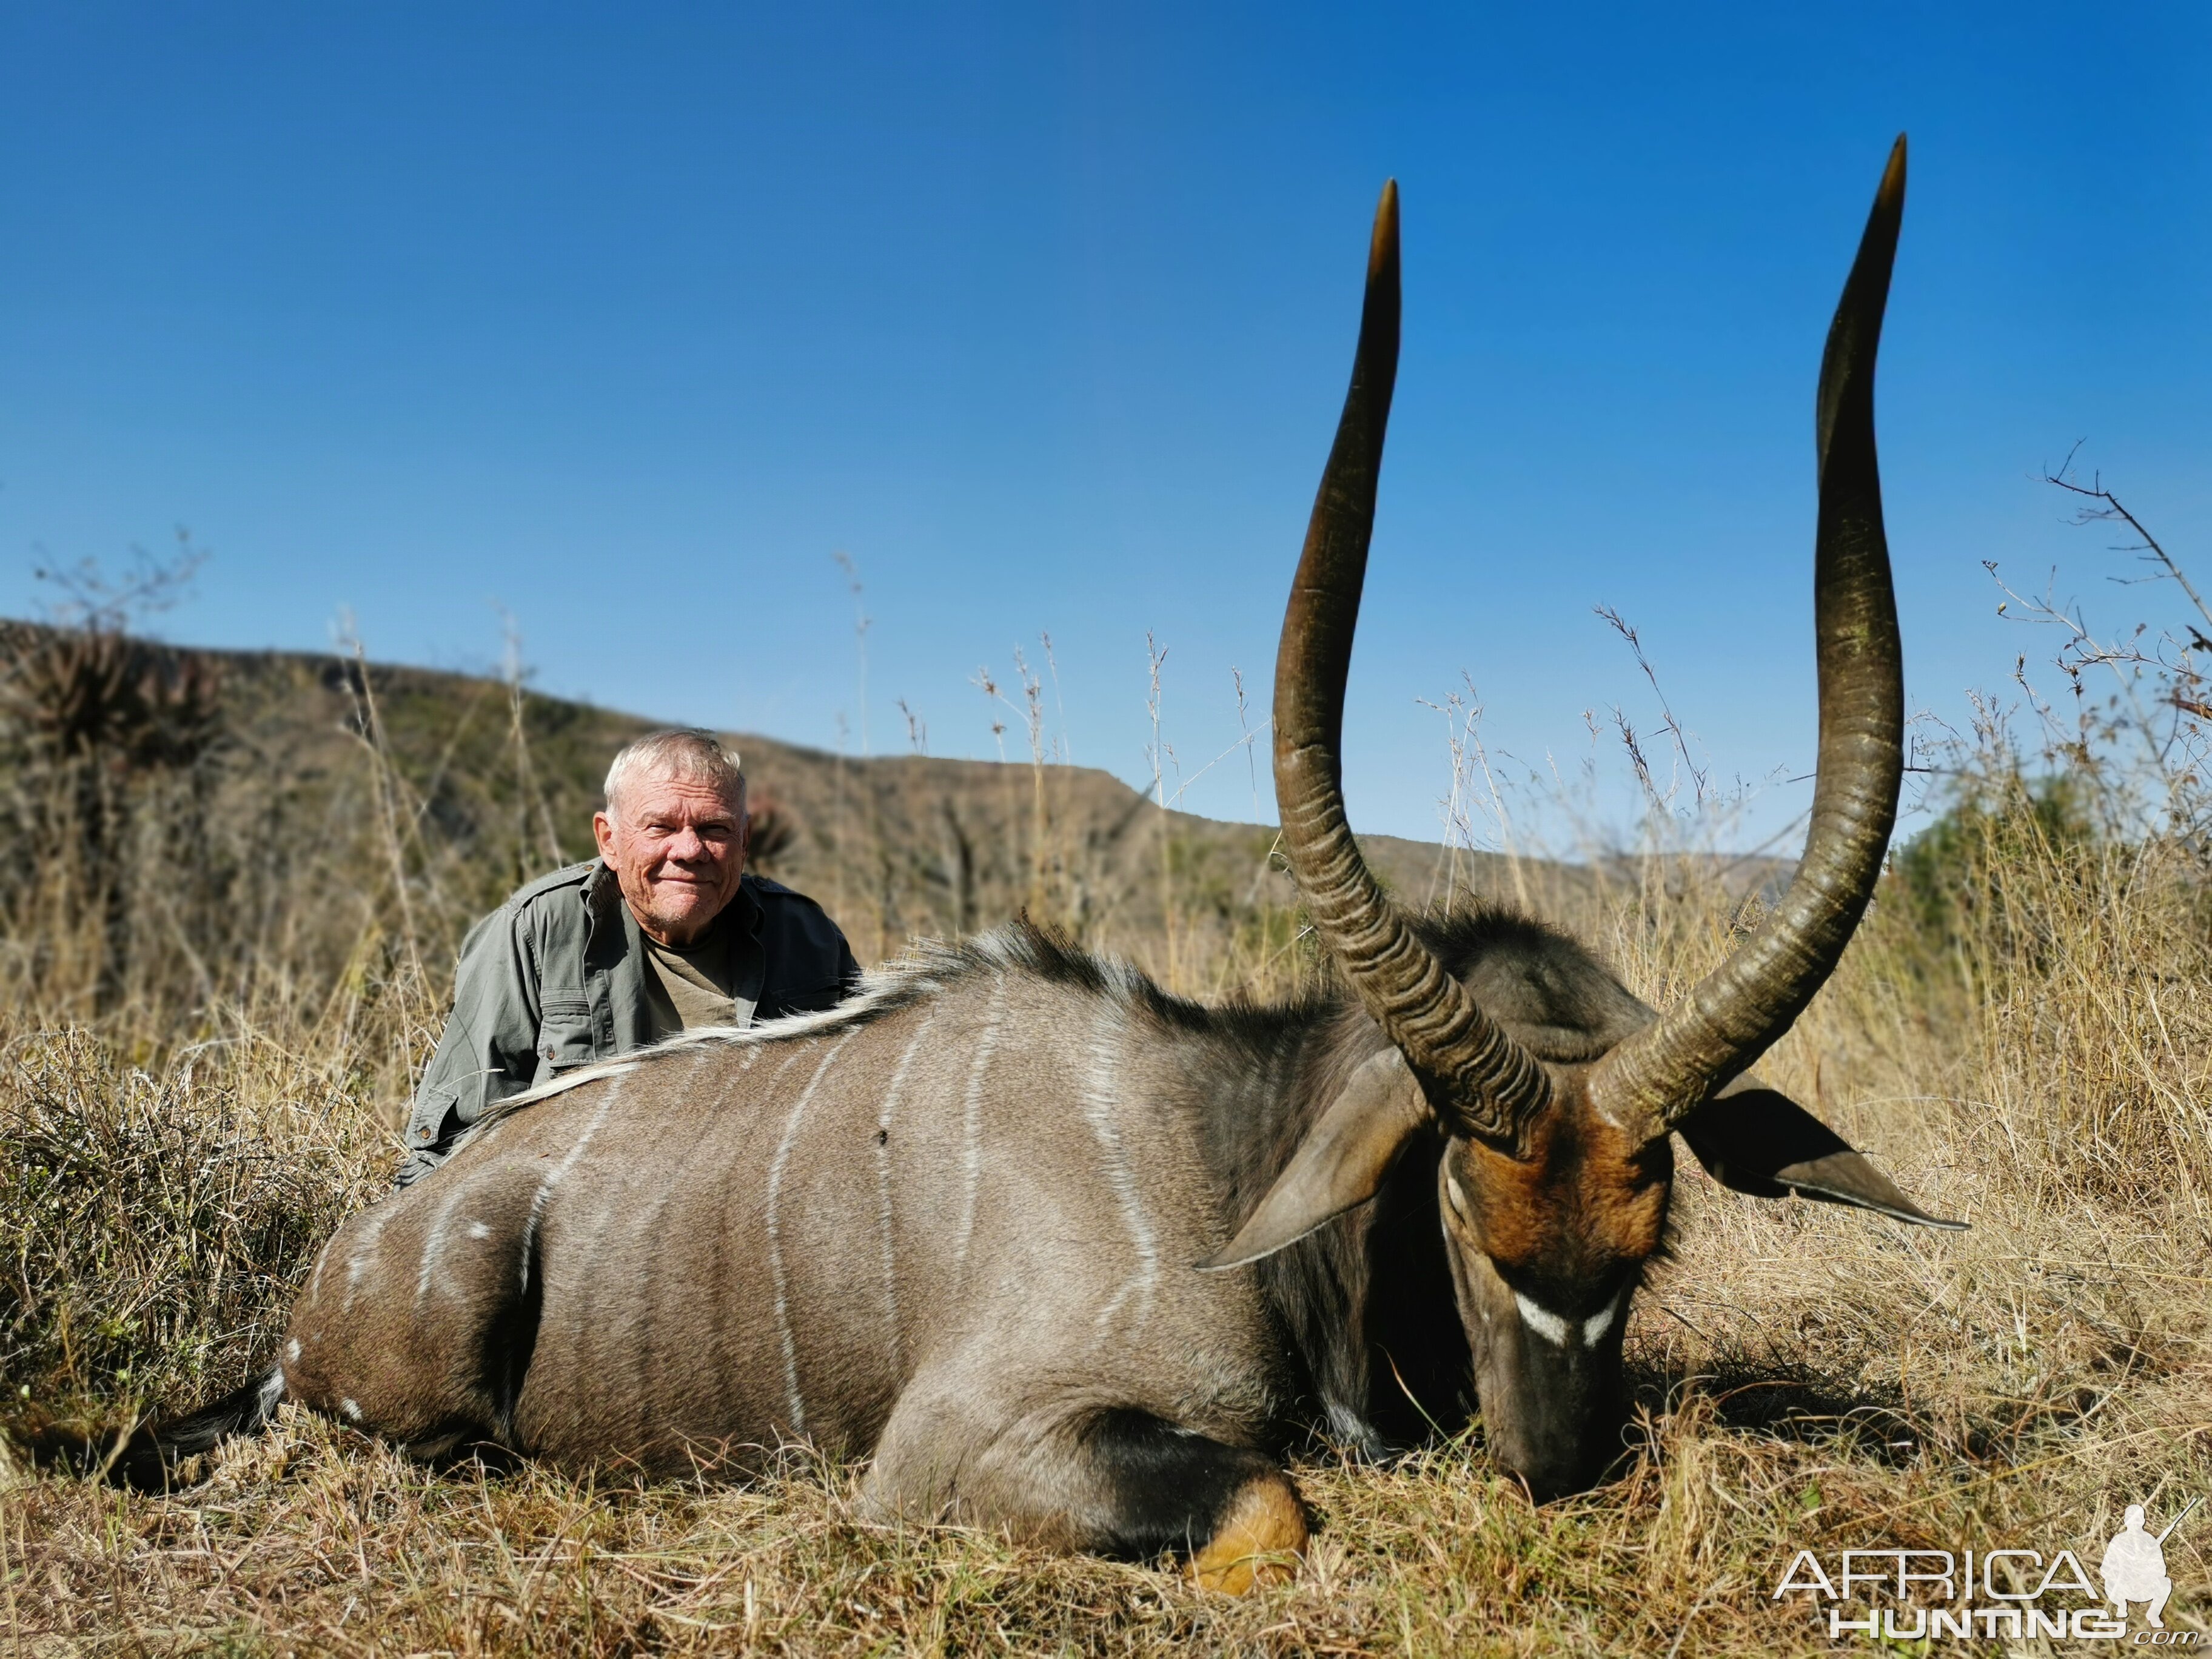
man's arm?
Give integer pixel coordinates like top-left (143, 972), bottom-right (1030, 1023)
top-left (393, 905), bottom-right (543, 1187)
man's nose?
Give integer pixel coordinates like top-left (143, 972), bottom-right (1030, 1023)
top-left (666, 828), bottom-right (708, 861)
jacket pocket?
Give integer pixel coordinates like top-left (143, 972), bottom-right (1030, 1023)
top-left (406, 1085), bottom-right (463, 1154)
top-left (535, 998), bottom-right (597, 1076)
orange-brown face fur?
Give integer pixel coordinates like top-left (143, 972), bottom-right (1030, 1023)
top-left (1447, 1081), bottom-right (1673, 1285)
top-left (1436, 1076), bottom-right (1674, 1498)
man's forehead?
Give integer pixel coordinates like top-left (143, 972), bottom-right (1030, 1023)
top-left (622, 768), bottom-right (743, 817)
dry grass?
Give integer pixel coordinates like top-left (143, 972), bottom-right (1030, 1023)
top-left (2, 645), bottom-right (2210, 1651)
top-left (4, 1107), bottom-right (2205, 1656)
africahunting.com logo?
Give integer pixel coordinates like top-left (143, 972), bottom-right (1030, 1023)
top-left (1774, 1497), bottom-right (2198, 1643)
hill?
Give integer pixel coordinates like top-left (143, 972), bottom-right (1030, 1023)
top-left (0, 620), bottom-right (1785, 1031)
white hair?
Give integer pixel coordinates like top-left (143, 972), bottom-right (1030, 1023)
top-left (602, 729), bottom-right (746, 817)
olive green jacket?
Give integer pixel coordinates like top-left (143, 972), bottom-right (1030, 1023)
top-left (395, 861), bottom-right (859, 1186)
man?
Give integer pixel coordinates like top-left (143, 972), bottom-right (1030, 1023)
top-left (395, 728), bottom-right (860, 1185)
top-left (2102, 1504), bottom-right (2173, 1629)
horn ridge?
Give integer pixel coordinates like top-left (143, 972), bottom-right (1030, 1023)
top-left (1591, 136), bottom-right (1909, 1138)
top-left (1274, 180), bottom-right (1552, 1147)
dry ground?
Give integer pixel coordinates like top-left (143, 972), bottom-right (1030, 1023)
top-left (6, 1093), bottom-right (2204, 1655)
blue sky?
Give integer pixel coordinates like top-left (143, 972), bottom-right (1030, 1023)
top-left (2, 4), bottom-right (2207, 848)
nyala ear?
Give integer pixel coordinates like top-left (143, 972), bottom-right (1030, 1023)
top-left (1196, 1048), bottom-right (1432, 1270)
top-left (1675, 1077), bottom-right (1965, 1230)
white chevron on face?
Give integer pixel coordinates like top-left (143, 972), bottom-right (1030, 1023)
top-left (1580, 1297), bottom-right (1619, 1347)
top-left (1513, 1291), bottom-right (1571, 1346)
top-left (1513, 1285), bottom-right (1627, 1349)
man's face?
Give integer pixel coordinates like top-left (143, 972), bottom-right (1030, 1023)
top-left (592, 768), bottom-right (748, 947)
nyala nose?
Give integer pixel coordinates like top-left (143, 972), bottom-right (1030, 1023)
top-left (1515, 1454), bottom-right (1600, 1504)
top-left (1501, 1438), bottom-right (1608, 1503)
top-left (1490, 1403), bottom-right (1621, 1501)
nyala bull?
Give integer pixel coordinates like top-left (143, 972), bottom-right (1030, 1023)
top-left (133, 139), bottom-right (1956, 1591)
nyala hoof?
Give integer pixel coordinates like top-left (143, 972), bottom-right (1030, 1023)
top-left (1187, 1474), bottom-right (1309, 1594)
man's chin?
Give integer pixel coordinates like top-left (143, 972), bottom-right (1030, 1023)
top-left (640, 893), bottom-right (723, 944)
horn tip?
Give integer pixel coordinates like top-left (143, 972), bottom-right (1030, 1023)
top-left (1369, 180), bottom-right (1400, 278)
top-left (1879, 135), bottom-right (1907, 210)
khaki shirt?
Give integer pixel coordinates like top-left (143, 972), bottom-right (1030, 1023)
top-left (641, 915), bottom-right (762, 1036)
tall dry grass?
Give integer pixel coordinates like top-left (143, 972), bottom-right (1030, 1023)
top-left (1, 593), bottom-right (2208, 1652)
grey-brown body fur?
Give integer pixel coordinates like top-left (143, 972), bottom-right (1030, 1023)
top-left (281, 914), bottom-right (1643, 1542)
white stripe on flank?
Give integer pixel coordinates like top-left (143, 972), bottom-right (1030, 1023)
top-left (765, 1031), bottom-right (857, 1439)
top-left (874, 1010), bottom-right (936, 1372)
top-left (341, 1198), bottom-right (398, 1312)
top-left (415, 1173), bottom-right (474, 1306)
top-left (591, 1048), bottom-right (708, 1270)
top-left (629, 1177), bottom-right (678, 1251)
top-left (1081, 1006), bottom-right (1159, 1336)
top-left (952, 975), bottom-right (1008, 1275)
top-left (518, 1073), bottom-right (625, 1293)
top-left (1514, 1291), bottom-right (1571, 1347)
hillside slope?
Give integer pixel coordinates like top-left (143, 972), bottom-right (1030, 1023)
top-left (0, 623), bottom-right (1783, 1017)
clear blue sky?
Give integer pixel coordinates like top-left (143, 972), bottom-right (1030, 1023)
top-left (3, 4), bottom-right (2207, 849)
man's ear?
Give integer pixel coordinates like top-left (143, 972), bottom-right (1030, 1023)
top-left (1675, 1076), bottom-right (1965, 1230)
top-left (1197, 1048), bottom-right (1432, 1270)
